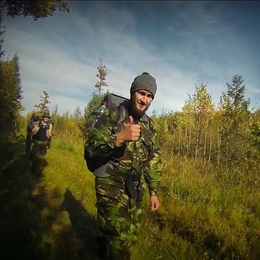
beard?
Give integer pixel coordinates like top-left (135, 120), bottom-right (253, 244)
top-left (130, 99), bottom-right (150, 116)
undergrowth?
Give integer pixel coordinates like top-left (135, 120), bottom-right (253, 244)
top-left (1, 136), bottom-right (260, 259)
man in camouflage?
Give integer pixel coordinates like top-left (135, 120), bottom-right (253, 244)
top-left (30, 111), bottom-right (52, 174)
top-left (26, 112), bottom-right (36, 157)
top-left (85, 72), bottom-right (162, 260)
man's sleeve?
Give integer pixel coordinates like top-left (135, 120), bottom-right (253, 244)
top-left (143, 122), bottom-right (162, 197)
top-left (27, 120), bottom-right (34, 132)
top-left (85, 108), bottom-right (126, 159)
top-left (31, 121), bottom-right (40, 135)
top-left (47, 123), bottom-right (52, 138)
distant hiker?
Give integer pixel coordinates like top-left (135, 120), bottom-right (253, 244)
top-left (26, 112), bottom-right (37, 157)
top-left (31, 111), bottom-right (52, 174)
top-left (84, 72), bottom-right (162, 260)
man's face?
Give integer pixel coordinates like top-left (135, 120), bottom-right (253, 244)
top-left (43, 117), bottom-right (49, 123)
top-left (130, 89), bottom-right (153, 116)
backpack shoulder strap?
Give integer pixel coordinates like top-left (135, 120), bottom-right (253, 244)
top-left (116, 105), bottom-right (128, 125)
top-left (142, 113), bottom-right (152, 130)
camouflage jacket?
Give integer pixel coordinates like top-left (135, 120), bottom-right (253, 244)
top-left (86, 104), bottom-right (162, 196)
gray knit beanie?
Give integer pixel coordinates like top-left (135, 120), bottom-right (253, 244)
top-left (130, 72), bottom-right (157, 98)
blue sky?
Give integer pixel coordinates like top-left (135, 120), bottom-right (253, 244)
top-left (2, 1), bottom-right (260, 115)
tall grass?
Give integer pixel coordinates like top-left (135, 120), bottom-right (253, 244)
top-left (1, 122), bottom-right (260, 259)
top-left (42, 136), bottom-right (260, 259)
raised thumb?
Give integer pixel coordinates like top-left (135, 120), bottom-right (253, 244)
top-left (129, 116), bottom-right (134, 124)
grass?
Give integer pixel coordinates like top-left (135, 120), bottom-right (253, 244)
top-left (154, 152), bottom-right (260, 259)
top-left (0, 135), bottom-right (99, 259)
top-left (1, 135), bottom-right (260, 259)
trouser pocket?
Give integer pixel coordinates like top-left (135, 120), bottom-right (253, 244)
top-left (125, 175), bottom-right (144, 202)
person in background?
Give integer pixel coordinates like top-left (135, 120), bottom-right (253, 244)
top-left (26, 112), bottom-right (37, 157)
top-left (31, 111), bottom-right (52, 174)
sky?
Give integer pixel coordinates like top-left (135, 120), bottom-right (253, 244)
top-left (2, 1), bottom-right (260, 116)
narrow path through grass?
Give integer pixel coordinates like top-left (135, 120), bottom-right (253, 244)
top-left (0, 138), bottom-right (100, 259)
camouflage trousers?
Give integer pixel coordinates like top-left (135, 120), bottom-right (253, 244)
top-left (95, 174), bottom-right (145, 260)
top-left (31, 140), bottom-right (47, 174)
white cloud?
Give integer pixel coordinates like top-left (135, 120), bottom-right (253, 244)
top-left (20, 86), bottom-right (86, 116)
top-left (2, 2), bottom-right (259, 116)
top-left (47, 95), bottom-right (86, 115)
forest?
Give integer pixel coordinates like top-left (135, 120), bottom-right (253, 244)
top-left (1, 1), bottom-right (260, 260)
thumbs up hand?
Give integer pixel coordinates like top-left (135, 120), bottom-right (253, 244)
top-left (128, 115), bottom-right (134, 125)
top-left (115, 116), bottom-right (141, 146)
top-left (124, 116), bottom-right (141, 140)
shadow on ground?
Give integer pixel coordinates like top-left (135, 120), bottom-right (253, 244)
top-left (61, 189), bottom-right (100, 259)
top-left (0, 135), bottom-right (100, 260)
top-left (0, 135), bottom-right (49, 259)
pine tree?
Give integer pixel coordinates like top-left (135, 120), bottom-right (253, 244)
top-left (82, 58), bottom-right (109, 138)
top-left (94, 57), bottom-right (108, 95)
top-left (0, 10), bottom-right (5, 61)
top-left (34, 91), bottom-right (51, 112)
top-left (0, 55), bottom-right (23, 128)
top-left (219, 74), bottom-right (252, 167)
